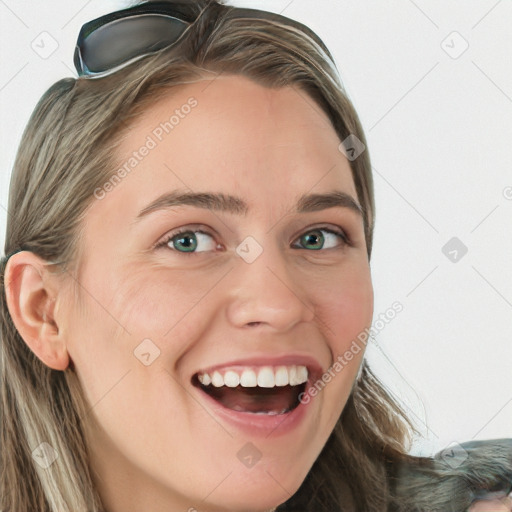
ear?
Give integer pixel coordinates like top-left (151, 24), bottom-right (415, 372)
top-left (3, 251), bottom-right (70, 371)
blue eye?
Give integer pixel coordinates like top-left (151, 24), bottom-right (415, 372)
top-left (294, 228), bottom-right (349, 251)
top-left (155, 226), bottom-right (350, 254)
top-left (156, 229), bottom-right (218, 253)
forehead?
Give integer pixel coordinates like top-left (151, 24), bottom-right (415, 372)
top-left (111, 74), bottom-right (357, 206)
top-left (125, 75), bottom-right (352, 186)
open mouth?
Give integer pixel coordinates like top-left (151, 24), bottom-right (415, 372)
top-left (191, 372), bottom-right (308, 415)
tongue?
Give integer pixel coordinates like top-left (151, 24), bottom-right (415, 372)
top-left (203, 385), bottom-right (301, 414)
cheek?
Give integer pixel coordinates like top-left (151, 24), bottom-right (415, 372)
top-left (65, 271), bottom-right (199, 447)
top-left (113, 268), bottom-right (222, 337)
top-left (311, 260), bottom-right (374, 351)
top-left (303, 266), bottom-right (373, 439)
top-left (88, 266), bottom-right (227, 374)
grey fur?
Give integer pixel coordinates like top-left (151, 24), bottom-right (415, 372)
top-left (391, 438), bottom-right (512, 511)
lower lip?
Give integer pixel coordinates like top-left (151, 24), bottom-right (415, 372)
top-left (193, 383), bottom-right (314, 438)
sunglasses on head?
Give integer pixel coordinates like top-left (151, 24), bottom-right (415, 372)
top-left (74, 1), bottom-right (335, 78)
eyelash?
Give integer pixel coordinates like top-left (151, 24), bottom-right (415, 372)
top-left (154, 225), bottom-right (352, 254)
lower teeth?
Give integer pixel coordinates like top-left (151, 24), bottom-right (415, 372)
top-left (233, 406), bottom-right (291, 415)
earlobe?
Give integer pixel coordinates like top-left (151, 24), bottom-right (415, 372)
top-left (4, 251), bottom-right (70, 371)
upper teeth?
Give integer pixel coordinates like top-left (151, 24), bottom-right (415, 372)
top-left (197, 365), bottom-right (308, 388)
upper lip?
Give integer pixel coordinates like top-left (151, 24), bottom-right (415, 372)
top-left (192, 354), bottom-right (324, 383)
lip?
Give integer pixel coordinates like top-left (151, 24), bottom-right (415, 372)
top-left (192, 378), bottom-right (315, 438)
top-left (190, 353), bottom-right (324, 438)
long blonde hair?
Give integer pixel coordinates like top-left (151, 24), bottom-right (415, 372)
top-left (1, 1), bottom-right (424, 510)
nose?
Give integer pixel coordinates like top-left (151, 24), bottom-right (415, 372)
top-left (225, 238), bottom-right (315, 332)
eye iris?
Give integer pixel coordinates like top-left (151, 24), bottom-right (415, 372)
top-left (173, 232), bottom-right (197, 252)
top-left (301, 230), bottom-right (324, 250)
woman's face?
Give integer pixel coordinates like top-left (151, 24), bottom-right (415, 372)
top-left (64, 74), bottom-right (373, 512)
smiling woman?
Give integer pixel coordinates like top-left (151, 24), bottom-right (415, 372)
top-left (0, 1), bottom-right (511, 512)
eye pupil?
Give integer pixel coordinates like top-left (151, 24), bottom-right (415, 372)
top-left (174, 232), bottom-right (197, 252)
top-left (302, 230), bottom-right (324, 250)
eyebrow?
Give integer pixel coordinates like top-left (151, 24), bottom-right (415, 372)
top-left (134, 189), bottom-right (364, 222)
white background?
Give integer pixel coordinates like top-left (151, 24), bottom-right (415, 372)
top-left (0, 0), bottom-right (511, 456)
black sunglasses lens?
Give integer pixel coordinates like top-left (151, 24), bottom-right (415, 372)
top-left (79, 15), bottom-right (189, 74)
